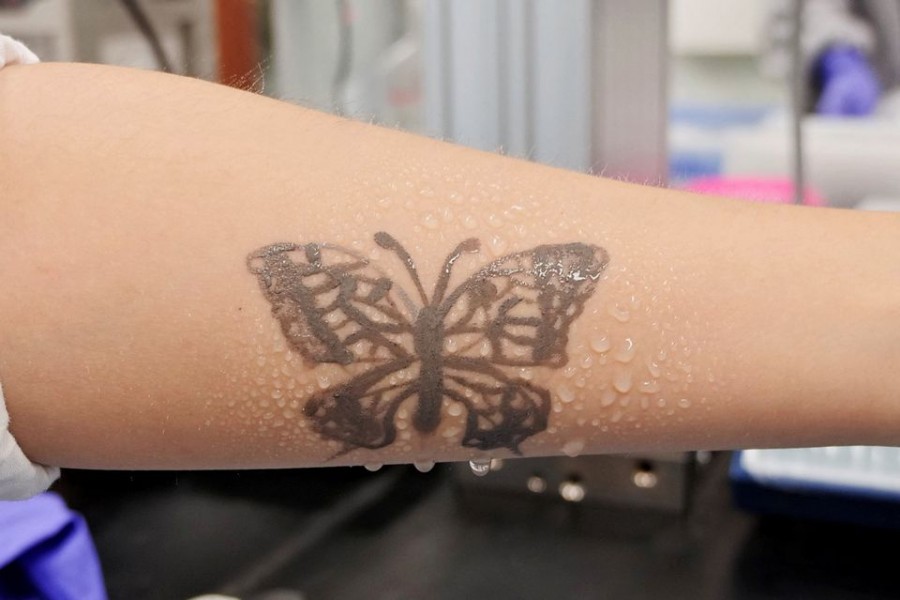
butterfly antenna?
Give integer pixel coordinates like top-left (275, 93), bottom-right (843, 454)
top-left (373, 232), bottom-right (429, 305)
top-left (432, 238), bottom-right (480, 303)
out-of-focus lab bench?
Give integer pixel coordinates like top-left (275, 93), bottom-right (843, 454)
top-left (55, 451), bottom-right (900, 600)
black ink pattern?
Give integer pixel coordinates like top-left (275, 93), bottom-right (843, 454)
top-left (247, 233), bottom-right (609, 454)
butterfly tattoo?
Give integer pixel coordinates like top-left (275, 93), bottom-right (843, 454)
top-left (247, 232), bottom-right (609, 455)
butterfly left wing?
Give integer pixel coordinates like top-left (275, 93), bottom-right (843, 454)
top-left (247, 242), bottom-right (416, 367)
top-left (303, 357), bottom-right (418, 452)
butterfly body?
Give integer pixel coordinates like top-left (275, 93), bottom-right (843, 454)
top-left (412, 303), bottom-right (446, 433)
top-left (248, 232), bottom-right (609, 455)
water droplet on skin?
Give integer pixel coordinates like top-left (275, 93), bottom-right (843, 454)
top-left (469, 458), bottom-right (492, 476)
top-left (414, 460), bottom-right (435, 473)
top-left (658, 398), bottom-right (667, 408)
top-left (647, 360), bottom-right (662, 378)
top-left (574, 377), bottom-right (586, 389)
top-left (580, 355), bottom-right (594, 369)
top-left (610, 410), bottom-right (624, 423)
top-left (445, 337), bottom-right (458, 352)
top-left (590, 334), bottom-right (611, 354)
top-left (479, 340), bottom-right (491, 357)
top-left (488, 214), bottom-right (503, 228)
top-left (600, 388), bottom-right (617, 407)
top-left (609, 304), bottom-right (631, 323)
top-left (557, 385), bottom-right (575, 404)
top-left (639, 380), bottom-right (661, 394)
top-left (256, 356), bottom-right (267, 367)
top-left (613, 369), bottom-right (633, 393)
top-left (422, 213), bottom-right (439, 229)
top-left (614, 338), bottom-right (636, 363)
top-left (272, 389), bottom-right (283, 399)
top-left (562, 439), bottom-right (585, 457)
top-left (364, 463), bottom-right (383, 472)
top-left (463, 215), bottom-right (478, 229)
top-left (447, 403), bottom-right (463, 417)
top-left (678, 398), bottom-right (692, 409)
top-left (563, 366), bottom-right (577, 379)
top-left (490, 235), bottom-right (508, 253)
top-left (518, 367), bottom-right (533, 381)
top-left (317, 374), bottom-right (331, 389)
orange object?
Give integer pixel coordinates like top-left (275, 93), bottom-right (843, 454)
top-left (215, 0), bottom-right (261, 91)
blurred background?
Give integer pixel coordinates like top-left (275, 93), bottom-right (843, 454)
top-left (1, 1), bottom-right (900, 599)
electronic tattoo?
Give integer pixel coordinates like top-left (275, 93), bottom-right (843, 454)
top-left (247, 232), bottom-right (609, 455)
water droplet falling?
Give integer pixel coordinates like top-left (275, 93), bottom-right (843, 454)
top-left (469, 458), bottom-right (492, 476)
top-left (414, 460), bottom-right (435, 473)
top-left (562, 439), bottom-right (585, 457)
top-left (364, 463), bottom-right (383, 472)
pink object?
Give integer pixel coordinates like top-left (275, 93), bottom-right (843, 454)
top-left (682, 177), bottom-right (825, 206)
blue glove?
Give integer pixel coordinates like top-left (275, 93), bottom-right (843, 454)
top-left (815, 45), bottom-right (881, 116)
top-left (0, 493), bottom-right (107, 600)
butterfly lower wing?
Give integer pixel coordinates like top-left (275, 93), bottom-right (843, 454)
top-left (440, 243), bottom-right (608, 368)
top-left (248, 242), bottom-right (415, 366)
top-left (304, 358), bottom-right (418, 452)
top-left (442, 356), bottom-right (550, 454)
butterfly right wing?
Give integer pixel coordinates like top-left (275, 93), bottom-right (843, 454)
top-left (439, 242), bottom-right (609, 368)
top-left (441, 355), bottom-right (550, 453)
top-left (247, 242), bottom-right (416, 366)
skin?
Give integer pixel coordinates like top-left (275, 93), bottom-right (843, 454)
top-left (0, 63), bottom-right (898, 472)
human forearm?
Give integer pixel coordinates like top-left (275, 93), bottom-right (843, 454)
top-left (1, 63), bottom-right (898, 470)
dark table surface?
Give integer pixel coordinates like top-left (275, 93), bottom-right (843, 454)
top-left (54, 454), bottom-right (900, 600)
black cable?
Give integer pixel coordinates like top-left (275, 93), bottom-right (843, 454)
top-left (118, 0), bottom-right (174, 73)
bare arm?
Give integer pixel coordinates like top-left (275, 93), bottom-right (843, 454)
top-left (0, 63), bottom-right (898, 471)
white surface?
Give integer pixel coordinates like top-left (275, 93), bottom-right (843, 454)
top-left (670, 0), bottom-right (764, 56)
top-left (724, 117), bottom-right (900, 207)
top-left (855, 196), bottom-right (900, 212)
top-left (742, 447), bottom-right (900, 495)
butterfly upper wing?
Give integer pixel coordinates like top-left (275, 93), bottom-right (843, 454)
top-left (248, 242), bottom-right (416, 366)
top-left (440, 242), bottom-right (609, 367)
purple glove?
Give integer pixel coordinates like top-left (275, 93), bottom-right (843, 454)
top-left (815, 45), bottom-right (881, 116)
top-left (0, 493), bottom-right (107, 600)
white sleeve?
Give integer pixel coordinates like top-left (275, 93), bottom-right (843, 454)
top-left (0, 34), bottom-right (54, 500)
top-left (0, 33), bottom-right (40, 69)
top-left (0, 382), bottom-right (60, 500)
